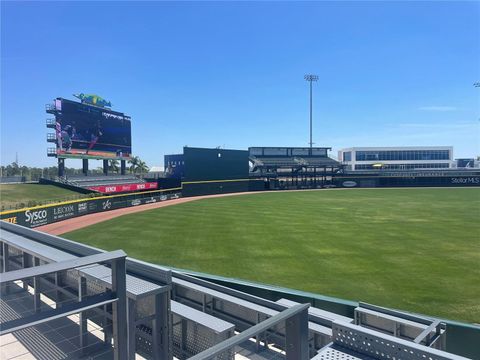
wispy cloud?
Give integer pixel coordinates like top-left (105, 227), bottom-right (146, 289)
top-left (418, 106), bottom-right (457, 112)
top-left (398, 121), bottom-right (476, 129)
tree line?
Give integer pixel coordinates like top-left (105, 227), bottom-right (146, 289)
top-left (1, 156), bottom-right (151, 182)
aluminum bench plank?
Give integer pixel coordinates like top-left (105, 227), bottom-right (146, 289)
top-left (173, 277), bottom-right (278, 317)
top-left (1, 230), bottom-right (76, 263)
top-left (355, 306), bottom-right (429, 329)
top-left (79, 264), bottom-right (167, 299)
top-left (308, 321), bottom-right (333, 337)
top-left (171, 300), bottom-right (235, 334)
top-left (277, 298), bottom-right (353, 324)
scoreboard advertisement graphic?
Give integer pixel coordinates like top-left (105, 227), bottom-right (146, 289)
top-left (53, 98), bottom-right (132, 160)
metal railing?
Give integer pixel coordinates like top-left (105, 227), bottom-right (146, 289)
top-left (0, 249), bottom-right (128, 360)
top-left (188, 303), bottom-right (310, 360)
top-left (46, 133), bottom-right (56, 141)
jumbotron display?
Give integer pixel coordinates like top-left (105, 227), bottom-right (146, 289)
top-left (54, 98), bottom-right (132, 159)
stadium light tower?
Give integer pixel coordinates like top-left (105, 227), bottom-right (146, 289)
top-left (474, 82), bottom-right (480, 87)
top-left (304, 74), bottom-right (318, 148)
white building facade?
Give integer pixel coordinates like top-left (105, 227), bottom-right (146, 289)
top-left (338, 146), bottom-right (453, 170)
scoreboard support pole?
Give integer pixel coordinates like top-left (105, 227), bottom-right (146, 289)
top-left (82, 159), bottom-right (89, 176)
top-left (121, 160), bottom-right (126, 175)
top-left (58, 158), bottom-right (65, 177)
top-left (103, 159), bottom-right (109, 176)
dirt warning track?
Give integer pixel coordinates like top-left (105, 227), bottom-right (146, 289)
top-left (36, 191), bottom-right (261, 235)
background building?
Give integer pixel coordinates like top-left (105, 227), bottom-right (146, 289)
top-left (338, 146), bottom-right (453, 171)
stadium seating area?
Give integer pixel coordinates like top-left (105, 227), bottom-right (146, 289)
top-left (61, 174), bottom-right (145, 188)
top-left (251, 156), bottom-right (339, 168)
top-left (250, 156), bottom-right (339, 171)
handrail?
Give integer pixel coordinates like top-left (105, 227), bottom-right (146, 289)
top-left (0, 249), bottom-right (126, 283)
top-left (188, 303), bottom-right (309, 360)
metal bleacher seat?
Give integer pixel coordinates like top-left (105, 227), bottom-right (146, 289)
top-left (277, 298), bottom-right (353, 326)
top-left (65, 174), bottom-right (144, 189)
top-left (171, 300), bottom-right (235, 359)
top-left (353, 303), bottom-right (446, 348)
top-left (313, 320), bottom-right (468, 360)
top-left (173, 277), bottom-right (336, 355)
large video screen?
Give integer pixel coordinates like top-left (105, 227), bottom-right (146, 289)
top-left (54, 98), bottom-right (132, 159)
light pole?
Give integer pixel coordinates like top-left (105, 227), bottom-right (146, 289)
top-left (304, 74), bottom-right (318, 149)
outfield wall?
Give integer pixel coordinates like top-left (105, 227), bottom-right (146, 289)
top-left (334, 173), bottom-right (480, 188)
top-left (0, 188), bottom-right (181, 228)
top-left (0, 177), bottom-right (264, 228)
top-left (3, 174), bottom-right (479, 228)
top-left (182, 179), bottom-right (251, 197)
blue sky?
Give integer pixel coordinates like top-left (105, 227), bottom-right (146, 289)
top-left (1, 1), bottom-right (479, 168)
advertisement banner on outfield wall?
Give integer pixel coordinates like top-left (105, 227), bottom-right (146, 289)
top-left (87, 182), bottom-right (158, 193)
top-left (0, 192), bottom-right (181, 228)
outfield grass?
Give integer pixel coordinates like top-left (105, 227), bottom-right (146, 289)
top-left (0, 183), bottom-right (87, 210)
top-left (63, 188), bottom-right (480, 323)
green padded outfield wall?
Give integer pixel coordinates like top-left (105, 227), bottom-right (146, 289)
top-left (182, 147), bottom-right (250, 196)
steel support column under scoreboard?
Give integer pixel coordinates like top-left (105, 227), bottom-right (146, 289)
top-left (103, 159), bottom-right (109, 176)
top-left (58, 158), bottom-right (65, 177)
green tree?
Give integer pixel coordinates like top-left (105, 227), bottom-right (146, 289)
top-left (128, 156), bottom-right (140, 174)
top-left (137, 160), bottom-right (149, 176)
top-left (108, 160), bottom-right (120, 173)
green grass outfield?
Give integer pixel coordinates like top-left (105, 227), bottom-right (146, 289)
top-left (63, 188), bottom-right (480, 323)
top-left (0, 183), bottom-right (86, 210)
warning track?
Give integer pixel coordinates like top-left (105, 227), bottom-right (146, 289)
top-left (36, 191), bottom-right (261, 235)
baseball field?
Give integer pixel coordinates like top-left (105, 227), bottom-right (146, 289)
top-left (63, 188), bottom-right (480, 323)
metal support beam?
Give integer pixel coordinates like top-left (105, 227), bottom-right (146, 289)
top-left (181, 318), bottom-right (187, 360)
top-left (79, 276), bottom-right (88, 354)
top-left (285, 304), bottom-right (309, 360)
top-left (104, 303), bottom-right (113, 345)
top-left (54, 272), bottom-right (62, 306)
top-left (58, 158), bottom-right (65, 177)
top-left (2, 243), bottom-right (10, 294)
top-left (22, 252), bottom-right (29, 290)
top-left (414, 320), bottom-right (441, 345)
top-left (103, 159), bottom-right (109, 176)
top-left (33, 275), bottom-right (41, 313)
top-left (152, 292), bottom-right (171, 360)
top-left (111, 257), bottom-right (128, 360)
top-left (82, 159), bottom-right (89, 176)
top-left (128, 298), bottom-right (136, 359)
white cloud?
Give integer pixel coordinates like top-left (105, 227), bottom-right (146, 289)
top-left (418, 106), bottom-right (457, 112)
